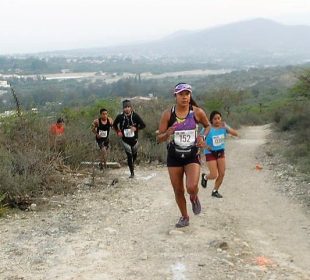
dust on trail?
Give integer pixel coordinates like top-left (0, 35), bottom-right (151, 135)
top-left (0, 125), bottom-right (309, 280)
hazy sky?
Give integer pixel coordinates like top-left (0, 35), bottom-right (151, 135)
top-left (1, 0), bottom-right (310, 54)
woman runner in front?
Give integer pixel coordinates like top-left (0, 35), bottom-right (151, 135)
top-left (157, 83), bottom-right (210, 228)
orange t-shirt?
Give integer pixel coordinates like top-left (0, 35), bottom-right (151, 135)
top-left (50, 124), bottom-right (65, 136)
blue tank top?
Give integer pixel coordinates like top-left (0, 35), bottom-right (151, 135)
top-left (204, 127), bottom-right (228, 154)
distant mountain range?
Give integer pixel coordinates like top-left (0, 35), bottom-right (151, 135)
top-left (45, 18), bottom-right (310, 66)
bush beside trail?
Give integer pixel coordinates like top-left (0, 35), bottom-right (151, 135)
top-left (0, 95), bottom-right (290, 209)
top-left (0, 114), bottom-right (63, 209)
top-left (273, 69), bottom-right (310, 174)
top-left (1, 67), bottom-right (309, 210)
top-left (0, 100), bottom-right (168, 209)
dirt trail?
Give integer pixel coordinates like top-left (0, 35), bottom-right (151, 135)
top-left (1, 125), bottom-right (309, 280)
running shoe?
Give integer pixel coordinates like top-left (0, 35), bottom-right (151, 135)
top-left (175, 216), bottom-right (189, 228)
top-left (211, 190), bottom-right (223, 198)
top-left (201, 173), bottom-right (208, 188)
top-left (190, 195), bottom-right (201, 215)
top-left (129, 173), bottom-right (135, 179)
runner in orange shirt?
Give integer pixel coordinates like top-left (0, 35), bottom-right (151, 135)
top-left (49, 117), bottom-right (65, 152)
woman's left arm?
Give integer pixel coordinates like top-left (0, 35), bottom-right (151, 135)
top-left (135, 113), bottom-right (146, 130)
top-left (194, 107), bottom-right (211, 147)
top-left (195, 107), bottom-right (210, 133)
top-left (227, 127), bottom-right (238, 137)
top-left (224, 123), bottom-right (238, 137)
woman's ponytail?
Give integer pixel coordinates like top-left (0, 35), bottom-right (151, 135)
top-left (190, 96), bottom-right (199, 107)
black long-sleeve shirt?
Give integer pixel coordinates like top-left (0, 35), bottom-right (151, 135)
top-left (113, 112), bottom-right (146, 145)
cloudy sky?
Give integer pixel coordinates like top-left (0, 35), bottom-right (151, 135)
top-left (1, 0), bottom-right (310, 54)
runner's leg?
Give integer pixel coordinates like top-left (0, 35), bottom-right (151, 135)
top-left (132, 151), bottom-right (137, 163)
top-left (184, 163), bottom-right (201, 215)
top-left (99, 145), bottom-right (107, 164)
top-left (122, 141), bottom-right (135, 177)
top-left (102, 146), bottom-right (108, 168)
top-left (207, 160), bottom-right (218, 180)
top-left (125, 151), bottom-right (134, 176)
top-left (168, 167), bottom-right (188, 218)
top-left (97, 141), bottom-right (104, 170)
top-left (132, 142), bottom-right (139, 164)
top-left (184, 163), bottom-right (200, 196)
top-left (214, 158), bottom-right (225, 191)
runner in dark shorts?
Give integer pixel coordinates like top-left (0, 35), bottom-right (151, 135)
top-left (91, 108), bottom-right (113, 170)
top-left (113, 100), bottom-right (146, 178)
top-left (157, 83), bottom-right (210, 228)
top-left (205, 149), bottom-right (225, 162)
top-left (200, 111), bottom-right (238, 198)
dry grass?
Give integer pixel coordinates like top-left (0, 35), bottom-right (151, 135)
top-left (0, 114), bottom-right (68, 209)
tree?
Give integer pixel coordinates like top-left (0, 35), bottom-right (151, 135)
top-left (291, 69), bottom-right (310, 100)
top-left (205, 88), bottom-right (246, 117)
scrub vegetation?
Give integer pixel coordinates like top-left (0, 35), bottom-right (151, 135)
top-left (0, 63), bottom-right (309, 210)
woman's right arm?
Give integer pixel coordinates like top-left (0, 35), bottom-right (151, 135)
top-left (156, 110), bottom-right (174, 143)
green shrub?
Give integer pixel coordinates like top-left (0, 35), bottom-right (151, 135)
top-left (273, 93), bottom-right (310, 174)
top-left (0, 114), bottom-right (63, 207)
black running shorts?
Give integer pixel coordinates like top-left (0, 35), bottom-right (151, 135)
top-left (167, 154), bottom-right (200, 167)
top-left (96, 139), bottom-right (109, 149)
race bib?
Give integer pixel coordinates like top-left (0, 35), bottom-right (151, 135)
top-left (98, 130), bottom-right (108, 138)
top-left (124, 128), bottom-right (135, 138)
top-left (174, 130), bottom-right (196, 147)
top-left (212, 134), bottom-right (225, 147)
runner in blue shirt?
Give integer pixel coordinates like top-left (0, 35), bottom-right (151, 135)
top-left (201, 111), bottom-right (238, 198)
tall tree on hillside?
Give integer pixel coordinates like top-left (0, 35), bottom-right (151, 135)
top-left (206, 88), bottom-right (246, 117)
top-left (292, 69), bottom-right (310, 100)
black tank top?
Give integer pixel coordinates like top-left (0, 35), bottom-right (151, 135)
top-left (168, 105), bottom-right (197, 128)
top-left (96, 118), bottom-right (111, 140)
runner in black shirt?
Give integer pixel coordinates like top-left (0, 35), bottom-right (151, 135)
top-left (92, 108), bottom-right (113, 170)
top-left (113, 100), bottom-right (146, 178)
